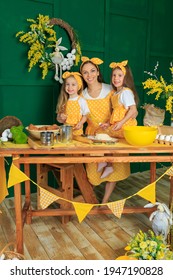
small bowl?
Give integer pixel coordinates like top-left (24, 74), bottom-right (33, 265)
top-left (25, 125), bottom-right (60, 140)
top-left (123, 126), bottom-right (158, 146)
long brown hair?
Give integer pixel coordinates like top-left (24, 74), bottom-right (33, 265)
top-left (80, 61), bottom-right (104, 88)
top-left (111, 65), bottom-right (139, 106)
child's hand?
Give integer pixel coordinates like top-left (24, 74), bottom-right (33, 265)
top-left (73, 122), bottom-right (82, 130)
top-left (99, 122), bottom-right (110, 129)
top-left (56, 113), bottom-right (67, 123)
top-left (111, 121), bottom-right (123, 131)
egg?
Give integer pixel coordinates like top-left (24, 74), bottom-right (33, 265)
top-left (165, 135), bottom-right (171, 141)
top-left (156, 134), bottom-right (160, 139)
top-left (0, 136), bottom-right (8, 142)
top-left (170, 135), bottom-right (173, 145)
top-left (158, 134), bottom-right (166, 144)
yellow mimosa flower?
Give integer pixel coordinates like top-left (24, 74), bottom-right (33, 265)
top-left (143, 63), bottom-right (173, 113)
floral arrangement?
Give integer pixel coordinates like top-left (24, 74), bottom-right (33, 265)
top-left (16, 14), bottom-right (82, 82)
top-left (142, 62), bottom-right (173, 113)
top-left (124, 230), bottom-right (173, 260)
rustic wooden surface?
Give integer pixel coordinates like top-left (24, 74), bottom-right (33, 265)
top-left (0, 167), bottom-right (172, 260)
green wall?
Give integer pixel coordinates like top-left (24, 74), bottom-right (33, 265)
top-left (1, 0), bottom-right (173, 180)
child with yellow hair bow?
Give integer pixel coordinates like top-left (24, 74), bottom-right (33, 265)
top-left (97, 60), bottom-right (139, 178)
top-left (56, 71), bottom-right (90, 135)
top-left (108, 60), bottom-right (139, 137)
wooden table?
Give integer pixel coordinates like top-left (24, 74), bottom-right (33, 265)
top-left (0, 138), bottom-right (173, 253)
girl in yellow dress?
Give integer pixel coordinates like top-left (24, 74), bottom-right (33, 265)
top-left (108, 60), bottom-right (138, 137)
top-left (56, 71), bottom-right (90, 136)
top-left (80, 56), bottom-right (130, 204)
top-left (98, 60), bottom-right (139, 178)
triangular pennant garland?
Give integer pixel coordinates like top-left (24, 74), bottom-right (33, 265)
top-left (137, 182), bottom-right (156, 204)
top-left (72, 202), bottom-right (94, 223)
top-left (107, 199), bottom-right (126, 218)
top-left (0, 157), bottom-right (8, 203)
top-left (2, 161), bottom-right (172, 220)
top-left (39, 187), bottom-right (60, 209)
top-left (7, 163), bottom-right (29, 188)
top-left (165, 165), bottom-right (173, 176)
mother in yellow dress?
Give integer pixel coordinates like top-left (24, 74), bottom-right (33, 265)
top-left (80, 56), bottom-right (131, 205)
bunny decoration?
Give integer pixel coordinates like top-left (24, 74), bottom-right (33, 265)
top-left (144, 202), bottom-right (173, 240)
top-left (51, 37), bottom-right (76, 83)
top-left (50, 37), bottom-right (67, 83)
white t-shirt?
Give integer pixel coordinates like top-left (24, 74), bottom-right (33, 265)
top-left (82, 83), bottom-right (112, 99)
top-left (116, 87), bottom-right (136, 109)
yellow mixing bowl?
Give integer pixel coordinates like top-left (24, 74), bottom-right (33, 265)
top-left (123, 126), bottom-right (158, 146)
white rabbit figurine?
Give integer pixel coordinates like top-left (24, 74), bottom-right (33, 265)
top-left (144, 202), bottom-right (173, 240)
top-left (51, 37), bottom-right (67, 83)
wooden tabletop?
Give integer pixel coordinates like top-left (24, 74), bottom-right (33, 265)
top-left (1, 138), bottom-right (173, 156)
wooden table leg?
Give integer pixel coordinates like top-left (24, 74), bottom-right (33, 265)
top-left (23, 159), bottom-right (32, 224)
top-left (74, 163), bottom-right (98, 204)
top-left (14, 158), bottom-right (23, 254)
top-left (150, 162), bottom-right (156, 183)
top-left (169, 175), bottom-right (173, 208)
top-left (60, 165), bottom-right (73, 224)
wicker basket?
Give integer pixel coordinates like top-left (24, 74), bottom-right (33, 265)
top-left (0, 242), bottom-right (25, 260)
top-left (0, 116), bottom-right (22, 136)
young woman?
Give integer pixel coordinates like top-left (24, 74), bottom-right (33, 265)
top-left (80, 56), bottom-right (130, 204)
top-left (56, 71), bottom-right (90, 135)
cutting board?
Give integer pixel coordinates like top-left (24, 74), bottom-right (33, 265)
top-left (28, 137), bottom-right (52, 150)
top-left (28, 135), bottom-right (94, 150)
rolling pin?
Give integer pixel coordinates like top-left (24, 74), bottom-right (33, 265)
top-left (73, 135), bottom-right (93, 144)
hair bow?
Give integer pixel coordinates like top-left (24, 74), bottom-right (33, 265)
top-left (62, 71), bottom-right (83, 90)
top-left (109, 60), bottom-right (128, 75)
top-left (80, 56), bottom-right (103, 71)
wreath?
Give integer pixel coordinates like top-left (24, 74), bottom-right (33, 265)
top-left (16, 14), bottom-right (82, 83)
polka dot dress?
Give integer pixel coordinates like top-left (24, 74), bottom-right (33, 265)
top-left (84, 91), bottom-right (130, 185)
top-left (65, 97), bottom-right (83, 136)
top-left (109, 91), bottom-right (137, 138)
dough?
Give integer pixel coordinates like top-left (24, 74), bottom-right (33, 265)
top-left (95, 133), bottom-right (113, 141)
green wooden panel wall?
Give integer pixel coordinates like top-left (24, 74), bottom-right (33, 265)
top-left (0, 0), bottom-right (173, 194)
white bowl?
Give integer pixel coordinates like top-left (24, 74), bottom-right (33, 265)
top-left (25, 125), bottom-right (60, 140)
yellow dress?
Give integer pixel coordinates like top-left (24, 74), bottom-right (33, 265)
top-left (83, 85), bottom-right (130, 185)
top-left (108, 89), bottom-right (137, 138)
top-left (65, 96), bottom-right (84, 136)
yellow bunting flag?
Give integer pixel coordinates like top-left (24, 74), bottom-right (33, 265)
top-left (72, 202), bottom-right (94, 223)
top-left (137, 182), bottom-right (156, 204)
top-left (107, 199), bottom-right (126, 218)
top-left (165, 166), bottom-right (173, 176)
top-left (39, 187), bottom-right (60, 209)
top-left (0, 157), bottom-right (8, 203)
top-left (7, 163), bottom-right (29, 188)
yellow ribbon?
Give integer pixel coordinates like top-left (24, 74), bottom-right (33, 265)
top-left (109, 60), bottom-right (128, 75)
top-left (80, 56), bottom-right (103, 70)
top-left (62, 71), bottom-right (83, 90)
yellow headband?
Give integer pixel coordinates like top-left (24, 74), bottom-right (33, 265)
top-left (109, 60), bottom-right (128, 75)
top-left (62, 71), bottom-right (83, 90)
top-left (80, 56), bottom-right (103, 70)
